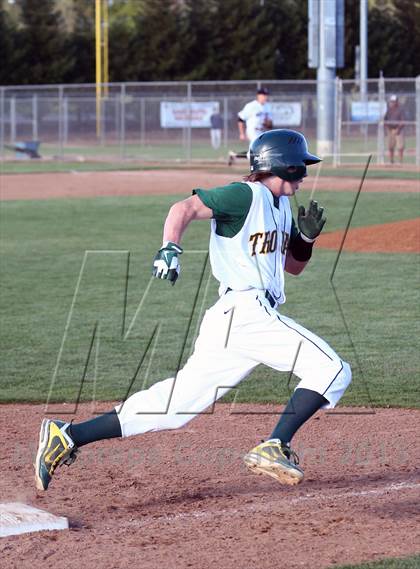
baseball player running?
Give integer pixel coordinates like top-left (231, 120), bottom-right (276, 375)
top-left (35, 129), bottom-right (351, 491)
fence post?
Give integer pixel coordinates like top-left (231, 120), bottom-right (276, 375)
top-left (416, 75), bottom-right (420, 167)
top-left (63, 97), bottom-right (69, 145)
top-left (58, 85), bottom-right (64, 157)
top-left (377, 74), bottom-right (385, 165)
top-left (333, 77), bottom-right (342, 167)
top-left (114, 95), bottom-right (119, 146)
top-left (32, 94), bottom-right (38, 141)
top-left (120, 83), bottom-right (126, 159)
top-left (186, 82), bottom-right (192, 162)
top-left (0, 87), bottom-right (5, 159)
top-left (100, 95), bottom-right (106, 146)
top-left (140, 97), bottom-right (145, 147)
top-left (223, 96), bottom-right (228, 149)
top-left (10, 96), bottom-right (16, 143)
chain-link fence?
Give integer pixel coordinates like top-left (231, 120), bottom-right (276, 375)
top-left (0, 78), bottom-right (419, 166)
top-left (335, 77), bottom-right (419, 166)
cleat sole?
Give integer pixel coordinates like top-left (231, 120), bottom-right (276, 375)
top-left (34, 419), bottom-right (50, 491)
top-left (244, 453), bottom-right (304, 486)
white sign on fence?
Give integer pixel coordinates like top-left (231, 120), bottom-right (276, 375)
top-left (271, 102), bottom-right (302, 126)
top-left (351, 101), bottom-right (386, 122)
top-left (160, 101), bottom-right (220, 128)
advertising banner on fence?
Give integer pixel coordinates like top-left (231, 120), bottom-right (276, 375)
top-left (351, 101), bottom-right (386, 122)
top-left (160, 102), bottom-right (219, 128)
top-left (271, 102), bottom-right (302, 126)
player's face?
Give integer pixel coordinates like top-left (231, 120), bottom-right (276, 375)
top-left (261, 174), bottom-right (304, 197)
top-left (273, 177), bottom-right (304, 197)
top-left (256, 94), bottom-right (268, 104)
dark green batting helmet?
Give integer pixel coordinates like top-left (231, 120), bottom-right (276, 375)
top-left (249, 129), bottom-right (321, 182)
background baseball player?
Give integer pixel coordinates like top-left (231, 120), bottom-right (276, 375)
top-left (35, 129), bottom-right (351, 491)
top-left (209, 106), bottom-right (223, 149)
top-left (384, 94), bottom-right (406, 164)
top-left (228, 87), bottom-right (273, 165)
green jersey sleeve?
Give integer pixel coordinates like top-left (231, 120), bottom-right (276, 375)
top-left (193, 182), bottom-right (253, 237)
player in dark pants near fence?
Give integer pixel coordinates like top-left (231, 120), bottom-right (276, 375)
top-left (35, 129), bottom-right (351, 491)
top-left (384, 94), bottom-right (405, 164)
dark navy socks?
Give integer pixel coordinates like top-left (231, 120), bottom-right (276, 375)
top-left (270, 388), bottom-right (328, 444)
top-left (68, 409), bottom-right (122, 447)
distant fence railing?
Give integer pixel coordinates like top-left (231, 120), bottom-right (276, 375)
top-left (0, 78), bottom-right (419, 166)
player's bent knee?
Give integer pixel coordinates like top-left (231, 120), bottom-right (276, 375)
top-left (342, 361), bottom-right (352, 389)
top-left (335, 360), bottom-right (352, 394)
top-left (322, 360), bottom-right (352, 408)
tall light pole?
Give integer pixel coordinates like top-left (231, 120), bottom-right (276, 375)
top-left (103, 0), bottom-right (109, 97)
top-left (95, 0), bottom-right (109, 138)
top-left (360, 0), bottom-right (368, 101)
top-left (308, 0), bottom-right (345, 156)
top-left (317, 0), bottom-right (336, 156)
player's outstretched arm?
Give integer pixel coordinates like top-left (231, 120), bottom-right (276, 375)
top-left (152, 195), bottom-right (212, 284)
top-left (163, 195), bottom-right (213, 244)
top-left (238, 117), bottom-right (246, 140)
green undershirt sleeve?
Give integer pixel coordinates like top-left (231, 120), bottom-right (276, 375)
top-left (193, 182), bottom-right (253, 237)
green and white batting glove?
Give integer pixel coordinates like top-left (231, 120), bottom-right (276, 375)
top-left (152, 241), bottom-right (183, 285)
top-left (297, 200), bottom-right (326, 242)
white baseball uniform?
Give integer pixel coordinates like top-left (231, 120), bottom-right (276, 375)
top-left (116, 182), bottom-right (351, 437)
top-left (238, 100), bottom-right (273, 141)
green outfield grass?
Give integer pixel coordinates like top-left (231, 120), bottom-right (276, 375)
top-left (1, 131), bottom-right (418, 175)
top-left (0, 191), bottom-right (419, 406)
top-left (336, 554), bottom-right (420, 569)
top-left (0, 160), bottom-right (160, 175)
top-left (2, 140), bottom-right (230, 164)
top-left (333, 135), bottom-right (417, 165)
top-left (2, 134), bottom-right (417, 163)
top-left (1, 158), bottom-right (419, 180)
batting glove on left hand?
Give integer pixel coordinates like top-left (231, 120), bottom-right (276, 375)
top-left (152, 241), bottom-right (183, 285)
top-left (298, 200), bottom-right (326, 242)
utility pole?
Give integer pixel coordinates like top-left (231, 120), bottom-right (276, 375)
top-left (308, 0), bottom-right (345, 156)
top-left (95, 0), bottom-right (110, 138)
top-left (360, 0), bottom-right (368, 104)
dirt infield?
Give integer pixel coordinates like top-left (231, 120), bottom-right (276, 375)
top-left (317, 218), bottom-right (420, 253)
top-left (0, 169), bottom-right (419, 201)
top-left (0, 403), bottom-right (419, 569)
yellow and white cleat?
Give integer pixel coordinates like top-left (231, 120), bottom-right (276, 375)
top-left (34, 419), bottom-right (78, 491)
top-left (244, 439), bottom-right (304, 486)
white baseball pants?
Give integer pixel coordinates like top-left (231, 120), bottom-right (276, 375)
top-left (116, 289), bottom-right (351, 437)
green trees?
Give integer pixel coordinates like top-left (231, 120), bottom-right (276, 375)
top-left (0, 0), bottom-right (417, 85)
top-left (210, 0), bottom-right (277, 80)
top-left (16, 0), bottom-right (74, 84)
top-left (368, 0), bottom-right (420, 77)
top-left (65, 0), bottom-right (94, 83)
top-left (126, 0), bottom-right (184, 81)
top-left (0, 0), bottom-right (21, 84)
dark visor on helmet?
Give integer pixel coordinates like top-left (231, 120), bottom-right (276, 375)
top-left (303, 152), bottom-right (321, 165)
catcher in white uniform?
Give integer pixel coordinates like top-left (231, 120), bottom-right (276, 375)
top-left (35, 129), bottom-right (351, 491)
